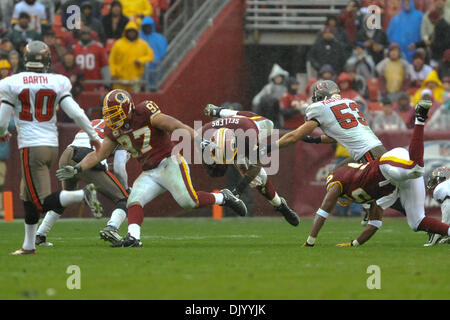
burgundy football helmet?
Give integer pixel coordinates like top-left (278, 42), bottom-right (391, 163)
top-left (102, 89), bottom-right (135, 130)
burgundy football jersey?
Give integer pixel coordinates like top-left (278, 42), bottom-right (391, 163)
top-left (73, 42), bottom-right (108, 91)
top-left (105, 100), bottom-right (173, 170)
top-left (201, 111), bottom-right (267, 138)
top-left (327, 160), bottom-right (395, 203)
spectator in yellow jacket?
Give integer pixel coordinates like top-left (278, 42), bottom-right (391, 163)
top-left (109, 21), bottom-right (154, 92)
top-left (119, 0), bottom-right (153, 20)
top-left (412, 70), bottom-right (445, 106)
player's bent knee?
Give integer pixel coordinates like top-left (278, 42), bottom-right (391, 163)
top-left (42, 191), bottom-right (65, 214)
top-left (115, 198), bottom-right (128, 213)
top-left (407, 217), bottom-right (423, 231)
top-left (178, 198), bottom-right (197, 210)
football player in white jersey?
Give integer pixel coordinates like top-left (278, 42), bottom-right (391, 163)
top-left (270, 80), bottom-right (386, 163)
top-left (425, 167), bottom-right (450, 246)
top-left (0, 41), bottom-right (102, 255)
top-left (36, 119), bottom-right (131, 247)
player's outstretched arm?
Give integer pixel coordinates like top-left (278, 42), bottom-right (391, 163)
top-left (278, 120), bottom-right (319, 149)
top-left (303, 135), bottom-right (337, 144)
top-left (60, 96), bottom-right (100, 143)
top-left (337, 203), bottom-right (383, 247)
top-left (56, 137), bottom-right (117, 181)
top-left (302, 183), bottom-right (340, 247)
top-left (0, 103), bottom-right (13, 138)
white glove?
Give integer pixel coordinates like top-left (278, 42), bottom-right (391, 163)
top-left (56, 165), bottom-right (82, 181)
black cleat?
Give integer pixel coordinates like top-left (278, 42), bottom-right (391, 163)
top-left (35, 234), bottom-right (53, 246)
top-left (110, 233), bottom-right (142, 248)
top-left (414, 99), bottom-right (433, 122)
top-left (100, 225), bottom-right (123, 245)
top-left (204, 104), bottom-right (224, 118)
top-left (424, 233), bottom-right (443, 247)
top-left (220, 189), bottom-right (247, 217)
top-left (275, 197), bottom-right (300, 226)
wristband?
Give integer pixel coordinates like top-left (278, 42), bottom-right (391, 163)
top-left (74, 164), bottom-right (82, 174)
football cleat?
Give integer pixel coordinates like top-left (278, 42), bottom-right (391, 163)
top-left (11, 248), bottom-right (36, 255)
top-left (83, 183), bottom-right (103, 218)
top-left (414, 99), bottom-right (432, 122)
top-left (100, 225), bottom-right (123, 245)
top-left (220, 189), bottom-right (247, 217)
top-left (424, 233), bottom-right (443, 247)
top-left (438, 236), bottom-right (450, 244)
top-left (204, 104), bottom-right (223, 118)
top-left (110, 233), bottom-right (142, 248)
top-left (301, 242), bottom-right (314, 248)
top-left (275, 197), bottom-right (300, 226)
top-left (35, 234), bottom-right (53, 247)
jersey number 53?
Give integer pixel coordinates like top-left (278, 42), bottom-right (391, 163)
top-left (331, 102), bottom-right (368, 129)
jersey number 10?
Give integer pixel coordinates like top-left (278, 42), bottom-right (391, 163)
top-left (331, 102), bottom-right (368, 129)
top-left (18, 89), bottom-right (56, 122)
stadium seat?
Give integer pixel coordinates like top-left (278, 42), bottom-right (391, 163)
top-left (366, 77), bottom-right (380, 102)
top-left (367, 101), bottom-right (382, 114)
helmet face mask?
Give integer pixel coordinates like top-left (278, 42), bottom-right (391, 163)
top-left (427, 167), bottom-right (450, 190)
top-left (102, 89), bottom-right (134, 130)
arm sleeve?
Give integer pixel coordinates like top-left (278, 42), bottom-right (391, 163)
top-left (60, 96), bottom-right (99, 141)
top-left (0, 103), bottom-right (14, 137)
top-left (305, 104), bottom-right (322, 125)
top-left (113, 149), bottom-right (129, 189)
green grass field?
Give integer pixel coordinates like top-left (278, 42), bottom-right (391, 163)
top-left (0, 217), bottom-right (449, 300)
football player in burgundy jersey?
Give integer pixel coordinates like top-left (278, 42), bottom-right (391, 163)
top-left (301, 100), bottom-right (450, 247)
top-left (56, 89), bottom-right (247, 247)
top-left (202, 104), bottom-right (299, 226)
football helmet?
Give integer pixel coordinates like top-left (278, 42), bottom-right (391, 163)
top-left (24, 40), bottom-right (51, 72)
top-left (312, 80), bottom-right (340, 102)
top-left (426, 167), bottom-right (450, 190)
top-left (102, 89), bottom-right (135, 130)
top-left (210, 128), bottom-right (237, 164)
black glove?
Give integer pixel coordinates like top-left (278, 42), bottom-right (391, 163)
top-left (302, 136), bottom-right (322, 144)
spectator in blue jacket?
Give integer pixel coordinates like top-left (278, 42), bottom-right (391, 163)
top-left (140, 16), bottom-right (168, 87)
top-left (387, 0), bottom-right (424, 63)
top-left (0, 117), bottom-right (14, 217)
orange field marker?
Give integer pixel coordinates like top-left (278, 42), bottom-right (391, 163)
top-left (3, 191), bottom-right (14, 222)
top-left (212, 189), bottom-right (223, 220)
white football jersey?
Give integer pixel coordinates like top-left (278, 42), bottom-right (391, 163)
top-left (305, 97), bottom-right (382, 160)
top-left (70, 119), bottom-right (108, 168)
top-left (0, 72), bottom-right (72, 149)
top-left (12, 1), bottom-right (47, 33)
top-left (433, 179), bottom-right (450, 204)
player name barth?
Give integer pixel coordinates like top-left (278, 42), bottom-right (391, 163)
top-left (185, 304), bottom-right (267, 317)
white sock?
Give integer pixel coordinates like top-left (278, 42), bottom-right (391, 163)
top-left (415, 119), bottom-right (425, 125)
top-left (128, 223), bottom-right (141, 240)
top-left (37, 211), bottom-right (60, 236)
top-left (23, 223), bottom-right (38, 250)
top-left (213, 193), bottom-right (224, 205)
top-left (219, 109), bottom-right (238, 117)
top-left (59, 190), bottom-right (85, 207)
top-left (269, 193), bottom-right (282, 207)
top-left (107, 208), bottom-right (127, 229)
top-left (448, 228), bottom-right (450, 237)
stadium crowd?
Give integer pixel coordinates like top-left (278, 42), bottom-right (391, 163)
top-left (0, 0), bottom-right (171, 96)
top-left (252, 0), bottom-right (450, 133)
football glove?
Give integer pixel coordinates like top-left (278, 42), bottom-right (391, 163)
top-left (56, 165), bottom-right (82, 181)
top-left (302, 135), bottom-right (321, 144)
